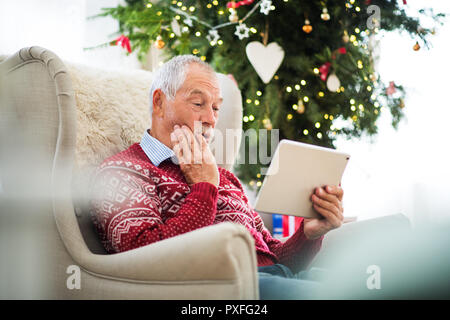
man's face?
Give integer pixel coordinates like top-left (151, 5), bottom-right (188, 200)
top-left (156, 63), bottom-right (223, 147)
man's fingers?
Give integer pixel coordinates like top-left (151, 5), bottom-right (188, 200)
top-left (325, 185), bottom-right (344, 201)
top-left (192, 131), bottom-right (203, 164)
top-left (175, 129), bottom-right (192, 164)
top-left (315, 188), bottom-right (340, 209)
top-left (312, 204), bottom-right (342, 229)
top-left (312, 194), bottom-right (342, 220)
top-left (172, 142), bottom-right (183, 163)
top-left (180, 126), bottom-right (194, 148)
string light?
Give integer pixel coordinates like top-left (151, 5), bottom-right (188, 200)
top-left (318, 91), bottom-right (324, 97)
top-left (287, 114), bottom-right (293, 120)
top-left (286, 86), bottom-right (292, 93)
top-left (295, 84), bottom-right (301, 90)
top-left (315, 122), bottom-right (321, 128)
top-left (303, 129), bottom-right (309, 135)
top-left (256, 91), bottom-right (262, 96)
top-left (254, 100), bottom-right (260, 105)
top-left (303, 96), bottom-right (309, 102)
top-left (300, 80), bottom-right (306, 86)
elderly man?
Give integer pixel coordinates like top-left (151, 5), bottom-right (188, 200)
top-left (90, 55), bottom-right (344, 299)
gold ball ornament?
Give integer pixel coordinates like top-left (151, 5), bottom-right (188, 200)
top-left (262, 118), bottom-right (273, 130)
top-left (413, 41), bottom-right (421, 51)
top-left (342, 30), bottom-right (349, 43)
top-left (302, 19), bottom-right (313, 34)
top-left (296, 100), bottom-right (305, 114)
top-left (321, 8), bottom-right (330, 21)
top-left (154, 35), bottom-right (166, 49)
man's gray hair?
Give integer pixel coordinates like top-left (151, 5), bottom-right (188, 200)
top-left (149, 55), bottom-right (215, 116)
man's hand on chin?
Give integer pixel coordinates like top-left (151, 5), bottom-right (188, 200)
top-left (303, 185), bottom-right (344, 240)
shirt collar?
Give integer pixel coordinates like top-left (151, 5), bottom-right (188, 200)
top-left (140, 129), bottom-right (176, 166)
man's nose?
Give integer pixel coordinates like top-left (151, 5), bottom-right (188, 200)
top-left (201, 105), bottom-right (217, 128)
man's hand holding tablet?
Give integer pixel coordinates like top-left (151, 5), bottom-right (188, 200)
top-left (304, 185), bottom-right (344, 240)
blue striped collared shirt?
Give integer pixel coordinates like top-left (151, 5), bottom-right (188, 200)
top-left (140, 129), bottom-right (176, 166)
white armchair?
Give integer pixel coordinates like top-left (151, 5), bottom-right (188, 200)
top-left (0, 46), bottom-right (258, 299)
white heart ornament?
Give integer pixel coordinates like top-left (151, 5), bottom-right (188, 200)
top-left (246, 41), bottom-right (285, 84)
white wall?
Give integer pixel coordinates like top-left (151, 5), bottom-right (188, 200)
top-left (0, 0), bottom-right (141, 70)
top-left (336, 0), bottom-right (450, 226)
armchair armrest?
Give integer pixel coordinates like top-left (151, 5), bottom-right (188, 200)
top-left (77, 222), bottom-right (258, 292)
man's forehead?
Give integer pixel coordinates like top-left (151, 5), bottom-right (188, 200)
top-left (187, 88), bottom-right (223, 102)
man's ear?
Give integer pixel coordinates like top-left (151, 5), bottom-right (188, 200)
top-left (152, 89), bottom-right (165, 117)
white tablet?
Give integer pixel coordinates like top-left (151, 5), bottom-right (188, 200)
top-left (254, 139), bottom-right (350, 219)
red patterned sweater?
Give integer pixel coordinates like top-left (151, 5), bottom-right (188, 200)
top-left (89, 143), bottom-right (323, 273)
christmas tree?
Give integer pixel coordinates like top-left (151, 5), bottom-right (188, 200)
top-left (88, 0), bottom-right (445, 186)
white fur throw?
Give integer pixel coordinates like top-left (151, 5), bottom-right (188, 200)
top-left (66, 63), bottom-right (152, 172)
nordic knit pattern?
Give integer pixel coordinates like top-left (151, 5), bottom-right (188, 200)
top-left (90, 143), bottom-right (323, 273)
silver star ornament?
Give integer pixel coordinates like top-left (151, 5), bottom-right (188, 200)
top-left (234, 23), bottom-right (250, 40)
